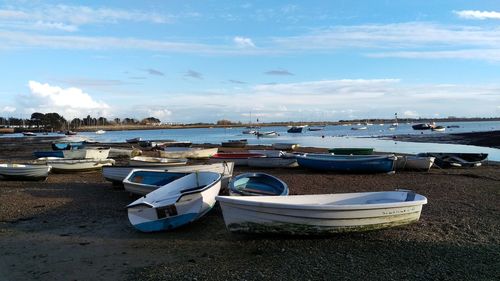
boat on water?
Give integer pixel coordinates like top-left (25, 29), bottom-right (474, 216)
top-left (129, 156), bottom-right (187, 167)
top-left (256, 131), bottom-right (278, 138)
top-left (221, 139), bottom-right (248, 148)
top-left (351, 126), bottom-right (368, 130)
top-left (272, 143), bottom-right (300, 150)
top-left (126, 137), bottom-right (142, 143)
top-left (62, 147), bottom-right (110, 160)
top-left (33, 151), bottom-right (64, 158)
top-left (103, 162), bottom-right (234, 186)
top-left (0, 164), bottom-right (51, 181)
top-left (307, 127), bottom-right (323, 131)
top-left (65, 131), bottom-right (77, 135)
top-left (328, 148), bottom-right (374, 155)
top-left (296, 154), bottom-right (396, 173)
top-left (159, 147), bottom-right (218, 159)
top-left (395, 156), bottom-right (435, 171)
top-left (43, 158), bottom-right (115, 173)
top-left (22, 132), bottom-right (36, 136)
top-left (287, 126), bottom-right (304, 133)
top-left (412, 123), bottom-right (435, 130)
top-left (216, 190), bottom-right (427, 235)
top-left (431, 126), bottom-right (446, 132)
top-left (51, 141), bottom-right (85, 150)
top-left (242, 129), bottom-right (256, 135)
top-left (95, 130), bottom-right (106, 135)
top-left (127, 172), bottom-right (222, 232)
top-left (447, 125), bottom-right (460, 128)
top-left (209, 153), bottom-right (265, 166)
top-left (416, 152), bottom-right (488, 168)
top-left (228, 173), bottom-right (289, 196)
top-left (138, 140), bottom-right (191, 148)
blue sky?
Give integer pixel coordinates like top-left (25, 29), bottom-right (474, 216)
top-left (1, 0), bottom-right (500, 123)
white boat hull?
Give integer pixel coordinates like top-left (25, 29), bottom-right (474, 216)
top-left (129, 157), bottom-right (187, 167)
top-left (0, 164), bottom-right (51, 180)
top-left (47, 159), bottom-right (115, 173)
top-left (109, 148), bottom-right (142, 158)
top-left (247, 157), bottom-right (298, 168)
top-left (159, 147), bottom-right (218, 159)
top-left (217, 191), bottom-right (427, 235)
top-left (62, 148), bottom-right (110, 160)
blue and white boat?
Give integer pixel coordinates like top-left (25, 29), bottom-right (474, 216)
top-left (123, 170), bottom-right (191, 195)
top-left (51, 141), bottom-right (85, 150)
top-left (229, 173), bottom-right (289, 196)
top-left (296, 154), bottom-right (396, 173)
top-left (33, 151), bottom-right (64, 158)
top-left (127, 172), bottom-right (222, 232)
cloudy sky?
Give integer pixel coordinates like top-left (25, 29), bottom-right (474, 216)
top-left (1, 1), bottom-right (500, 122)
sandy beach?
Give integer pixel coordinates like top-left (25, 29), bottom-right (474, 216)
top-left (0, 136), bottom-right (499, 280)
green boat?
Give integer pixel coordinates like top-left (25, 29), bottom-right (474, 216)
top-left (328, 148), bottom-right (374, 155)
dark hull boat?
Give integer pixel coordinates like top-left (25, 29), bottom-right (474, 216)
top-left (296, 154), bottom-right (396, 173)
top-left (328, 148), bottom-right (374, 155)
top-left (287, 126), bottom-right (303, 133)
top-left (417, 152), bottom-right (488, 168)
top-left (221, 139), bottom-right (248, 148)
top-left (412, 123), bottom-right (433, 130)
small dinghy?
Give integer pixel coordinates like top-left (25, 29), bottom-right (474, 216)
top-left (123, 170), bottom-right (191, 195)
top-left (22, 132), bottom-right (36, 136)
top-left (287, 126), bottom-right (304, 133)
top-left (296, 154), bottom-right (396, 173)
top-left (395, 156), bottom-right (435, 171)
top-left (127, 172), bottom-right (222, 232)
top-left (62, 147), bottom-right (110, 160)
top-left (256, 131), bottom-right (278, 138)
top-left (216, 190), bottom-right (427, 235)
top-left (228, 173), bottom-right (288, 196)
top-left (103, 162), bottom-right (234, 186)
top-left (272, 143), bottom-right (300, 151)
top-left (431, 126), bottom-right (446, 132)
top-left (0, 164), bottom-right (51, 181)
top-left (108, 148), bottom-right (142, 158)
top-left (129, 156), bottom-right (187, 167)
top-left (51, 141), bottom-right (85, 150)
top-left (159, 147), bottom-right (218, 159)
top-left (209, 153), bottom-right (265, 166)
top-left (328, 148), bottom-right (374, 155)
top-left (417, 152), bottom-right (488, 168)
top-left (126, 137), bottom-right (142, 143)
top-left (44, 158), bottom-right (115, 173)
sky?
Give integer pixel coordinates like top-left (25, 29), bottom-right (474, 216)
top-left (1, 0), bottom-right (500, 123)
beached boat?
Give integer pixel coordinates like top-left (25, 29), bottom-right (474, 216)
top-left (123, 170), bottom-right (192, 195)
top-left (395, 156), bottom-right (435, 171)
top-left (51, 141), bottom-right (85, 150)
top-left (127, 172), bottom-right (222, 232)
top-left (109, 148), bottom-right (142, 158)
top-left (287, 126), bottom-right (303, 133)
top-left (412, 123), bottom-right (434, 130)
top-left (22, 132), bottom-right (36, 136)
top-left (138, 140), bottom-right (191, 148)
top-left (242, 130), bottom-right (256, 135)
top-left (129, 156), bottom-right (187, 167)
top-left (159, 147), bottom-right (218, 159)
top-left (248, 150), bottom-right (283, 157)
top-left (431, 126), bottom-right (446, 132)
top-left (209, 153), bottom-right (265, 166)
top-left (296, 154), bottom-right (396, 173)
top-left (228, 173), bottom-right (289, 196)
top-left (65, 130), bottom-right (77, 135)
top-left (0, 164), bottom-right (51, 181)
top-left (221, 139), bottom-right (247, 148)
top-left (328, 148), bottom-right (374, 155)
top-left (95, 130), bottom-right (106, 135)
top-left (62, 147), bottom-right (110, 160)
top-left (45, 158), bottom-right (115, 173)
top-left (102, 162), bottom-right (234, 186)
top-left (216, 190), bottom-right (427, 235)
top-left (248, 156), bottom-right (298, 168)
top-left (256, 131), bottom-right (278, 138)
top-left (33, 151), bottom-right (64, 158)
top-left (416, 152), bottom-right (488, 168)
top-left (272, 143), bottom-right (300, 150)
top-left (126, 137), bottom-right (142, 143)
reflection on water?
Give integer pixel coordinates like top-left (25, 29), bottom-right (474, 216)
top-left (3, 121), bottom-right (500, 161)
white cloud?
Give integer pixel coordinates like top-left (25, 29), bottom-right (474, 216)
top-left (454, 10), bottom-right (500, 20)
top-left (366, 49), bottom-right (500, 61)
top-left (147, 109), bottom-right (172, 121)
top-left (402, 110), bottom-right (419, 117)
top-left (17, 81), bottom-right (109, 119)
top-left (234, 36), bottom-right (255, 48)
top-left (1, 106), bottom-right (16, 113)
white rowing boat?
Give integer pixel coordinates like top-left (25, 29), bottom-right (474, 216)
top-left (217, 190), bottom-right (427, 235)
top-left (62, 147), bottom-right (110, 160)
top-left (45, 159), bottom-right (115, 173)
top-left (128, 156), bottom-right (187, 167)
top-left (159, 147), bottom-right (218, 159)
top-left (0, 164), bottom-right (51, 180)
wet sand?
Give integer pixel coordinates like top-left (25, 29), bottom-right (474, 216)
top-left (0, 137), bottom-right (499, 280)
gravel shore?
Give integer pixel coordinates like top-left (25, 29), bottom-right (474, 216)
top-left (0, 137), bottom-right (499, 280)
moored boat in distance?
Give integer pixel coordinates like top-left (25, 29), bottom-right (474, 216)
top-left (22, 132), bottom-right (36, 136)
top-left (296, 154), bottom-right (396, 173)
top-left (216, 190), bottom-right (427, 235)
top-left (256, 131), bottom-right (278, 138)
top-left (126, 137), bottom-right (142, 143)
top-left (228, 173), bottom-right (289, 196)
top-left (328, 148), bottom-right (374, 155)
top-left (431, 126), bottom-right (446, 132)
top-left (412, 123), bottom-right (435, 130)
top-left (127, 172), bottom-right (222, 232)
top-left (0, 164), bottom-right (51, 181)
top-left (287, 126), bottom-right (304, 133)
top-left (95, 129), bottom-right (106, 134)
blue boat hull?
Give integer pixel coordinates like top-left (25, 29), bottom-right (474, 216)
top-left (33, 151), bottom-right (64, 158)
top-left (133, 212), bottom-right (198, 232)
top-left (229, 173), bottom-right (289, 196)
top-left (297, 154), bottom-right (395, 173)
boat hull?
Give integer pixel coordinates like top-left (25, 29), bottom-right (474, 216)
top-left (296, 154), bottom-right (395, 173)
top-left (48, 159), bottom-right (115, 173)
top-left (62, 148), bottom-right (110, 160)
top-left (0, 164), bottom-right (51, 181)
top-left (209, 153), bottom-right (265, 166)
top-left (395, 156), bottom-right (435, 171)
top-left (217, 191), bottom-right (427, 235)
top-left (328, 148), bottom-right (374, 155)
top-left (272, 143), bottom-right (299, 150)
top-left (247, 157), bottom-right (298, 168)
top-left (229, 173), bottom-right (289, 196)
top-left (159, 147), bottom-right (218, 159)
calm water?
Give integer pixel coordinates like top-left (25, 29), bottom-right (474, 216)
top-left (4, 121), bottom-right (500, 161)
